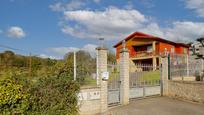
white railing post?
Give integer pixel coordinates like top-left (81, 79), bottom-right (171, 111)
top-left (96, 50), bottom-right (99, 85)
top-left (74, 51), bottom-right (76, 81)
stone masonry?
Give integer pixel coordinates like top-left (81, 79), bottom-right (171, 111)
top-left (161, 57), bottom-right (169, 96)
top-left (168, 81), bottom-right (204, 104)
top-left (120, 48), bottom-right (130, 105)
top-left (79, 87), bottom-right (101, 115)
top-left (96, 47), bottom-right (108, 113)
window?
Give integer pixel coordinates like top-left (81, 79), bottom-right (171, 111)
top-left (147, 46), bottom-right (153, 52)
top-left (171, 48), bottom-right (174, 53)
top-left (184, 48), bottom-right (187, 54)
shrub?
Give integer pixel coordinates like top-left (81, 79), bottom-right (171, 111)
top-left (0, 79), bottom-right (30, 114)
top-left (0, 61), bottom-right (80, 114)
top-left (29, 75), bottom-right (80, 114)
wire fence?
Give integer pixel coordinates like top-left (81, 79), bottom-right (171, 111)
top-left (0, 50), bottom-right (97, 86)
top-left (76, 64), bottom-right (97, 86)
top-left (170, 54), bottom-right (203, 81)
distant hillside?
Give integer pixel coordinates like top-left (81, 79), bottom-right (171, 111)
top-left (0, 50), bottom-right (58, 68)
top-left (0, 50), bottom-right (60, 79)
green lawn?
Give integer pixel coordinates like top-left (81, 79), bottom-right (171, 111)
top-left (141, 70), bottom-right (160, 81)
top-left (108, 70), bottom-right (160, 82)
top-left (81, 70), bottom-right (160, 86)
top-left (82, 77), bottom-right (97, 86)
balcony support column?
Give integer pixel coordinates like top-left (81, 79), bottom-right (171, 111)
top-left (152, 41), bottom-right (157, 71)
top-left (153, 57), bottom-right (157, 71)
top-left (152, 41), bottom-right (156, 55)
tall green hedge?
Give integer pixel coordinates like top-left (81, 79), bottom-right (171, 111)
top-left (29, 76), bottom-right (80, 114)
top-left (0, 79), bottom-right (30, 114)
top-left (0, 75), bottom-right (80, 115)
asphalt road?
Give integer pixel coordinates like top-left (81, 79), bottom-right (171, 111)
top-left (104, 97), bottom-right (204, 115)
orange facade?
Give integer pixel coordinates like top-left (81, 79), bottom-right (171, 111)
top-left (114, 32), bottom-right (189, 60)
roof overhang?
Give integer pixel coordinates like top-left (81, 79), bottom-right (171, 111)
top-left (113, 32), bottom-right (190, 48)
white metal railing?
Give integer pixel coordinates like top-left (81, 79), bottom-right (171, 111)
top-left (129, 64), bottom-right (161, 88)
top-left (131, 51), bottom-right (159, 58)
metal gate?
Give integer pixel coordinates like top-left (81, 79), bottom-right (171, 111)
top-left (169, 54), bottom-right (203, 80)
top-left (129, 64), bottom-right (161, 99)
top-left (107, 64), bottom-right (120, 106)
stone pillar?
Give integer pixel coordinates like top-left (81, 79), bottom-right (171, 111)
top-left (161, 57), bottom-right (169, 96)
top-left (120, 48), bottom-right (130, 105)
top-left (202, 59), bottom-right (204, 73)
top-left (96, 47), bottom-right (108, 113)
top-left (186, 54), bottom-right (189, 77)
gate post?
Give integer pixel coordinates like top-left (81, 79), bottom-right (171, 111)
top-left (161, 56), bottom-right (169, 96)
top-left (96, 47), bottom-right (108, 113)
top-left (120, 40), bottom-right (129, 105)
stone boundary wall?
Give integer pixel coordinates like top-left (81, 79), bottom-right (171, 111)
top-left (171, 76), bottom-right (195, 81)
top-left (168, 81), bottom-right (204, 104)
top-left (79, 86), bottom-right (101, 115)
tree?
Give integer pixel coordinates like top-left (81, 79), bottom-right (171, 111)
top-left (1, 51), bottom-right (15, 67)
top-left (108, 51), bottom-right (116, 64)
top-left (63, 50), bottom-right (96, 84)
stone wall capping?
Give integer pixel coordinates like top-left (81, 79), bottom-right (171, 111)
top-left (81, 85), bottom-right (100, 89)
top-left (96, 47), bottom-right (107, 50)
top-left (169, 80), bottom-right (204, 84)
top-left (120, 48), bottom-right (129, 53)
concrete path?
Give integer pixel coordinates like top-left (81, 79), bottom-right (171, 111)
top-left (105, 97), bottom-right (204, 115)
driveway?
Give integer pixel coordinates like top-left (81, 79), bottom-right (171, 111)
top-left (105, 97), bottom-right (204, 115)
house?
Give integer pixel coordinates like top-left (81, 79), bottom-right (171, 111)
top-left (113, 32), bottom-right (190, 71)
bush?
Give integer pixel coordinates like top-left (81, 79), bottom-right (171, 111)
top-left (29, 75), bottom-right (80, 114)
top-left (0, 74), bottom-right (80, 114)
top-left (0, 59), bottom-right (80, 114)
top-left (0, 79), bottom-right (30, 114)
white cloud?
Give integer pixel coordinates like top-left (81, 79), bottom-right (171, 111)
top-left (47, 47), bottom-right (79, 56)
top-left (49, 2), bottom-right (64, 12)
top-left (61, 7), bottom-right (204, 42)
top-left (139, 21), bottom-right (204, 42)
top-left (140, 23), bottom-right (165, 38)
top-left (184, 0), bottom-right (204, 17)
top-left (47, 44), bottom-right (97, 59)
top-left (62, 7), bottom-right (148, 40)
top-left (164, 21), bottom-right (204, 41)
top-left (49, 0), bottom-right (102, 12)
top-left (49, 0), bottom-right (85, 12)
top-left (82, 44), bottom-right (97, 57)
top-left (7, 26), bottom-right (26, 38)
top-left (39, 54), bottom-right (60, 60)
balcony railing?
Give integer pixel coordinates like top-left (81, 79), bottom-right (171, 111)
top-left (131, 51), bottom-right (159, 58)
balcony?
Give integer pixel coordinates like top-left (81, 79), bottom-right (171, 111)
top-left (131, 41), bottom-right (158, 59)
top-left (131, 51), bottom-right (159, 59)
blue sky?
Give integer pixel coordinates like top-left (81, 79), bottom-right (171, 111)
top-left (0, 0), bottom-right (204, 59)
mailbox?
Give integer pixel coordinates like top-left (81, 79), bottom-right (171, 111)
top-left (102, 72), bottom-right (109, 81)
